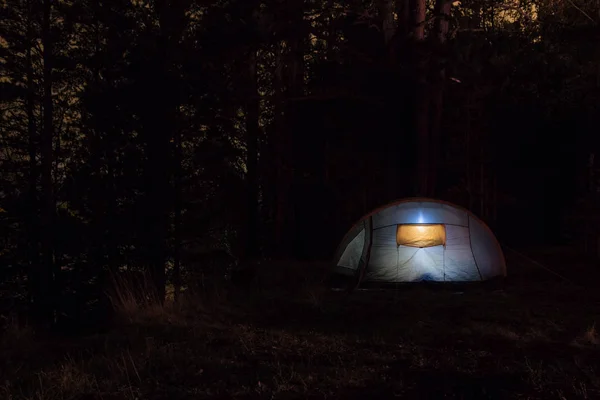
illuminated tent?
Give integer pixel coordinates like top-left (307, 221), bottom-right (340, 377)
top-left (332, 198), bottom-right (506, 285)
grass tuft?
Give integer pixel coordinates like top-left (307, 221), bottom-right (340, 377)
top-left (573, 324), bottom-right (599, 347)
top-left (2, 257), bottom-right (600, 399)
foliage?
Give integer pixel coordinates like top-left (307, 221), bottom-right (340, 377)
top-left (0, 0), bottom-right (599, 325)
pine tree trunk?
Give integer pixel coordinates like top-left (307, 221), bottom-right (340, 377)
top-left (39, 0), bottom-right (56, 329)
top-left (173, 121), bottom-right (182, 302)
top-left (89, 16), bottom-right (109, 278)
top-left (326, 0), bottom-right (335, 60)
top-left (428, 0), bottom-right (451, 197)
top-left (246, 49), bottom-right (260, 260)
top-left (396, 0), bottom-right (410, 36)
top-left (492, 173), bottom-right (498, 227)
top-left (145, 0), bottom-right (184, 303)
top-left (25, 0), bottom-right (39, 319)
top-left (466, 101), bottom-right (473, 211)
top-left (287, 5), bottom-right (305, 257)
top-left (378, 0), bottom-right (395, 45)
top-left (173, 65), bottom-right (184, 302)
top-left (156, 0), bottom-right (186, 302)
top-left (480, 142), bottom-right (485, 219)
top-left (273, 41), bottom-right (286, 255)
top-left (412, 0), bottom-right (429, 196)
top-left (274, 0), bottom-right (305, 257)
top-left (411, 0), bottom-right (426, 40)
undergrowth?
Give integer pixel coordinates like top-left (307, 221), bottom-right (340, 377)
top-left (1, 259), bottom-right (600, 399)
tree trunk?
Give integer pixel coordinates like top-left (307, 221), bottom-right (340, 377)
top-left (288, 2), bottom-right (305, 257)
top-left (159, 0), bottom-right (187, 302)
top-left (172, 40), bottom-right (185, 300)
top-left (466, 100), bottom-right (473, 211)
top-left (427, 0), bottom-right (451, 197)
top-left (480, 142), bottom-right (485, 219)
top-left (411, 0), bottom-right (429, 196)
top-left (472, 2), bottom-right (482, 29)
top-left (325, 0), bottom-right (335, 60)
top-left (274, 0), bottom-right (305, 257)
top-left (396, 0), bottom-right (410, 36)
top-left (25, 0), bottom-right (39, 320)
top-left (38, 0), bottom-right (56, 329)
top-left (246, 49), bottom-right (260, 260)
top-left (145, 0), bottom-right (185, 303)
top-left (173, 116), bottom-right (182, 303)
top-left (492, 173), bottom-right (498, 227)
top-left (411, 0), bottom-right (426, 40)
top-left (145, 100), bottom-right (168, 305)
top-left (378, 0), bottom-right (395, 45)
top-left (390, 0), bottom-right (410, 64)
top-left (89, 15), bottom-right (109, 277)
top-left (273, 40), bottom-right (286, 255)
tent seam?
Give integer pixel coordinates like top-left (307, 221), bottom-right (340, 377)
top-left (355, 216), bottom-right (373, 289)
top-left (467, 215), bottom-right (484, 280)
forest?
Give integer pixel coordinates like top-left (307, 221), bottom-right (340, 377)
top-left (1, 0), bottom-right (600, 398)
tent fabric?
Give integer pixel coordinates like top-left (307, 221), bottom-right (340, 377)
top-left (333, 217), bottom-right (372, 277)
top-left (337, 228), bottom-right (365, 275)
top-left (333, 198), bottom-right (506, 284)
top-left (365, 225), bottom-right (399, 281)
top-left (398, 245), bottom-right (445, 281)
top-left (443, 225), bottom-right (481, 281)
top-left (372, 201), bottom-right (468, 229)
top-left (468, 214), bottom-right (504, 280)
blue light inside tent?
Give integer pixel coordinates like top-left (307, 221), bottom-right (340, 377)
top-left (417, 209), bottom-right (425, 224)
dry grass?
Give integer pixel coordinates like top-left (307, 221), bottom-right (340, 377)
top-left (2, 258), bottom-right (600, 399)
top-left (573, 324), bottom-right (600, 348)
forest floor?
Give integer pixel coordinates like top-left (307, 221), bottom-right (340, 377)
top-left (2, 246), bottom-right (600, 399)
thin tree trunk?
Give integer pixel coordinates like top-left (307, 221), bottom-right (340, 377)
top-left (273, 40), bottom-right (286, 255)
top-left (146, 110), bottom-right (168, 304)
top-left (173, 119), bottom-right (182, 302)
top-left (362, 185), bottom-right (368, 214)
top-left (428, 0), bottom-right (451, 197)
top-left (466, 101), bottom-right (473, 211)
top-left (259, 52), bottom-right (279, 255)
top-left (172, 43), bottom-right (185, 300)
top-left (90, 17), bottom-right (106, 273)
top-left (480, 142), bottom-right (485, 219)
top-left (411, 0), bottom-right (426, 40)
top-left (274, 0), bottom-right (304, 256)
top-left (25, 0), bottom-right (39, 319)
top-left (53, 100), bottom-right (62, 302)
top-left (153, 0), bottom-right (186, 302)
top-left (287, 3), bottom-right (305, 257)
top-left (391, 0), bottom-right (410, 64)
top-left (378, 0), bottom-right (395, 45)
top-left (472, 2), bottom-right (482, 29)
top-left (326, 0), bottom-right (335, 60)
top-left (492, 173), bottom-right (498, 227)
top-left (146, 0), bottom-right (181, 303)
top-left (39, 0), bottom-right (56, 329)
top-left (396, 0), bottom-right (410, 35)
top-left (84, 13), bottom-right (116, 317)
top-left (246, 49), bottom-right (260, 260)
top-left (412, 0), bottom-right (429, 196)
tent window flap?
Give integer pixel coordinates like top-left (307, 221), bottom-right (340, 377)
top-left (396, 224), bottom-right (446, 248)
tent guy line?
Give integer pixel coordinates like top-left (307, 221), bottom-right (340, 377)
top-left (501, 245), bottom-right (578, 286)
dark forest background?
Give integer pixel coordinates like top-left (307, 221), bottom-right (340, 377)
top-left (1, 0), bottom-right (599, 331)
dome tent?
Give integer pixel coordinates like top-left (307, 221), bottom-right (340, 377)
top-left (332, 198), bottom-right (506, 286)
